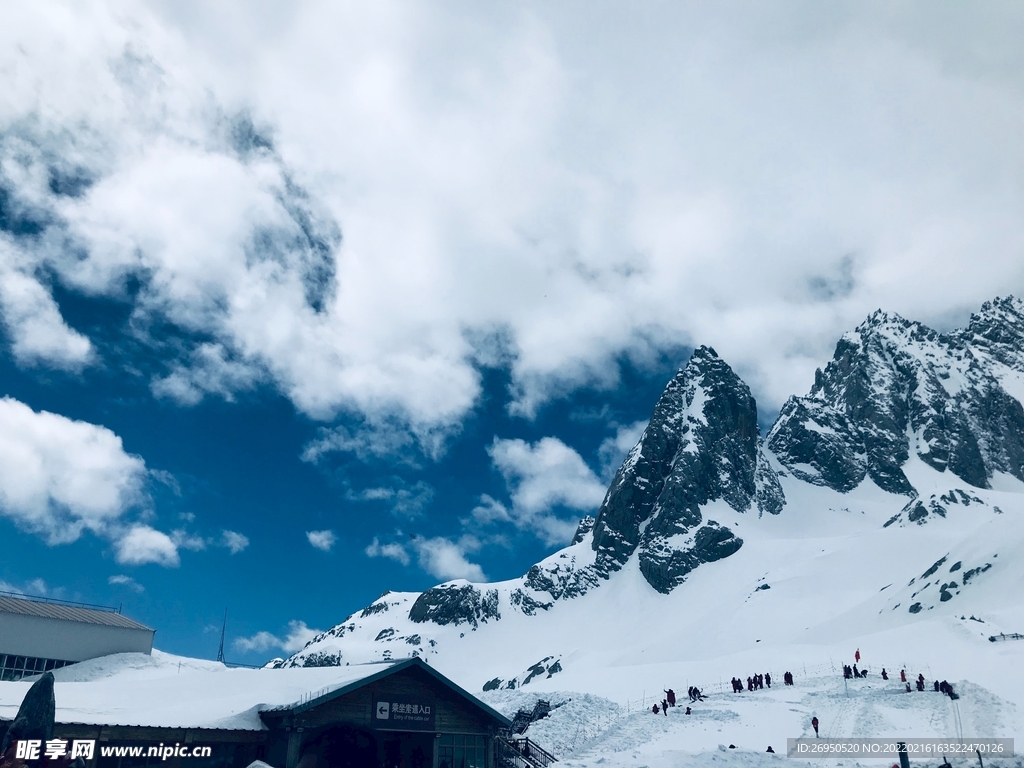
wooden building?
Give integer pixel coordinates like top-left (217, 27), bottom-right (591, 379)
top-left (1, 657), bottom-right (512, 768)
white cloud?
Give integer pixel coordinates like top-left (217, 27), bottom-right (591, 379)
top-left (114, 525), bottom-right (180, 567)
top-left (366, 534), bottom-right (485, 581)
top-left (412, 536), bottom-right (486, 582)
top-left (171, 529), bottom-right (207, 552)
top-left (365, 536), bottom-right (411, 566)
top-left (348, 480), bottom-right (434, 518)
top-left (0, 244), bottom-right (94, 369)
top-left (108, 574), bottom-right (144, 593)
top-left (233, 619), bottom-right (321, 655)
top-left (220, 529), bottom-right (249, 554)
top-left (0, 578), bottom-right (48, 597)
top-left (0, 395), bottom-right (148, 543)
top-left (597, 420), bottom-right (647, 481)
top-left (232, 630), bottom-right (279, 655)
top-left (483, 437), bottom-right (606, 545)
top-left (306, 529), bottom-right (336, 552)
top-left (4, 2), bottom-right (1024, 446)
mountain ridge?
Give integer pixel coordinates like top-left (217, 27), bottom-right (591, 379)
top-left (275, 297), bottom-right (1024, 684)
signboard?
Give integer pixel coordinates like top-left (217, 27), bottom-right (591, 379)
top-left (372, 697), bottom-right (436, 731)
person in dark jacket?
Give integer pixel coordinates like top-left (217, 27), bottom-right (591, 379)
top-left (765, 673), bottom-right (771, 688)
top-left (900, 669), bottom-right (907, 683)
top-left (661, 699), bottom-right (669, 716)
top-left (881, 668), bottom-right (888, 680)
top-left (811, 717), bottom-right (819, 737)
top-left (685, 706), bottom-right (692, 715)
top-left (666, 689), bottom-right (676, 707)
top-left (934, 680), bottom-right (940, 692)
top-left (652, 704), bottom-right (660, 714)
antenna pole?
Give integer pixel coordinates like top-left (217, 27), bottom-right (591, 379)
top-left (217, 608), bottom-right (227, 663)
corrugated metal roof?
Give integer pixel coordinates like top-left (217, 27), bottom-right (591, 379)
top-left (0, 595), bottom-right (153, 632)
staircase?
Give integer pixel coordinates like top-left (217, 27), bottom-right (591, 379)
top-left (496, 737), bottom-right (557, 768)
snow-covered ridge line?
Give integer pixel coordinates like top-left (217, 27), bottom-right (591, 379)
top-left (277, 297), bottom-right (1024, 705)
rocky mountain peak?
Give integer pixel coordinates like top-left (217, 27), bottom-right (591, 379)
top-left (768, 297), bottom-right (1024, 496)
top-left (589, 345), bottom-right (783, 593)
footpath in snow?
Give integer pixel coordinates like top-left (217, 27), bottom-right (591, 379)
top-left (482, 666), bottom-right (1022, 768)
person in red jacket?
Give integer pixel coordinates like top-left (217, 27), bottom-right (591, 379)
top-left (811, 717), bottom-right (819, 737)
top-left (900, 669), bottom-right (907, 683)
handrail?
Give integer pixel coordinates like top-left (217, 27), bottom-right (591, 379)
top-left (0, 589), bottom-right (120, 613)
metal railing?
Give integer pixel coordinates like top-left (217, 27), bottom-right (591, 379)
top-left (497, 737), bottom-right (557, 768)
top-left (0, 589), bottom-right (121, 613)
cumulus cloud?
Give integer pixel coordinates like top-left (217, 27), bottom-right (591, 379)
top-left (347, 480), bottom-right (434, 518)
top-left (481, 437), bottom-right (606, 545)
top-left (0, 578), bottom-right (48, 597)
top-left (366, 534), bottom-right (485, 582)
top-left (412, 536), bottom-right (486, 582)
top-left (3, 2), bottom-right (1024, 452)
top-left (220, 530), bottom-right (249, 554)
top-left (234, 619), bottom-right (321, 655)
top-left (114, 525), bottom-right (180, 567)
top-left (306, 529), bottom-right (336, 552)
top-left (0, 396), bottom-right (147, 542)
top-left (108, 574), bottom-right (144, 593)
top-left (597, 420), bottom-right (647, 480)
top-left (365, 536), bottom-right (411, 566)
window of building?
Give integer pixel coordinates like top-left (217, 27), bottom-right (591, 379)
top-left (0, 654), bottom-right (73, 681)
top-left (437, 734), bottom-right (487, 768)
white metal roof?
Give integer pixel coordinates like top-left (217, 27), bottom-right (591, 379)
top-left (0, 595), bottom-right (152, 632)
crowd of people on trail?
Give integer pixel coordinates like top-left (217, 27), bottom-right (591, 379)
top-left (730, 672), bottom-right (773, 692)
top-left (843, 663), bottom-right (868, 679)
top-left (842, 656), bottom-right (958, 700)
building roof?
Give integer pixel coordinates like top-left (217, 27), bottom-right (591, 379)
top-left (0, 594), bottom-right (153, 632)
top-left (263, 656), bottom-right (513, 728)
top-left (0, 652), bottom-right (509, 732)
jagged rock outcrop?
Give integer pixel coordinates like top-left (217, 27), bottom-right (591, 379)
top-left (408, 584), bottom-right (500, 628)
top-left (590, 346), bottom-right (784, 593)
top-left (277, 297), bottom-right (1024, 670)
top-left (767, 297), bottom-right (1024, 496)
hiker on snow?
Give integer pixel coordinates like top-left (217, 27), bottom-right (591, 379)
top-left (855, 648), bottom-right (860, 663)
top-left (934, 680), bottom-right (940, 692)
top-left (652, 703), bottom-right (660, 714)
top-left (900, 669), bottom-right (907, 683)
top-left (881, 668), bottom-right (888, 680)
top-left (811, 717), bottom-right (819, 737)
top-left (765, 673), bottom-right (771, 688)
top-left (665, 689), bottom-right (676, 707)
top-left (685, 706), bottom-right (692, 715)
top-left (661, 699), bottom-right (669, 715)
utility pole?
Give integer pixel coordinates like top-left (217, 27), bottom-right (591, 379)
top-left (216, 608), bottom-right (227, 663)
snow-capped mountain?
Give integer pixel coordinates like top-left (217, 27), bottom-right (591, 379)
top-left (277, 297), bottom-right (1024, 699)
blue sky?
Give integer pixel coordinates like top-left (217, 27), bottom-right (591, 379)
top-left (0, 303), bottom-right (688, 660)
top-left (2, 1), bottom-right (1024, 662)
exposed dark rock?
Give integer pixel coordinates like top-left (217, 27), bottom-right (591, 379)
top-left (483, 678), bottom-right (503, 692)
top-left (922, 556), bottom-right (948, 579)
top-left (909, 602), bottom-right (923, 614)
top-left (590, 347), bottom-right (780, 593)
top-left (768, 299), bottom-right (1024, 497)
top-left (0, 672), bottom-right (55, 754)
top-left (571, 516), bottom-right (596, 544)
top-left (374, 628), bottom-right (395, 641)
top-left (408, 585), bottom-right (500, 628)
top-left (962, 563), bottom-right (992, 584)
